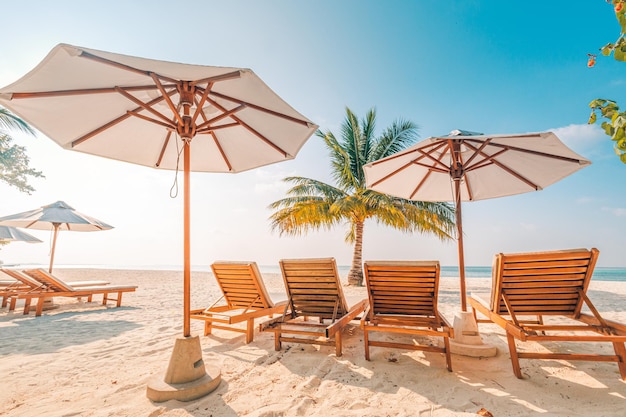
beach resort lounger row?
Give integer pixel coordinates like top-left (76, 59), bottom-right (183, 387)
top-left (193, 248), bottom-right (626, 380)
top-left (0, 268), bottom-right (137, 316)
top-left (192, 258), bottom-right (453, 369)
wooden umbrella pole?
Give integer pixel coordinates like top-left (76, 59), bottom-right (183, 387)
top-left (183, 139), bottom-right (191, 337)
top-left (49, 223), bottom-right (60, 273)
top-left (455, 179), bottom-right (467, 312)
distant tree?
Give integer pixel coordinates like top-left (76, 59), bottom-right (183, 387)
top-left (0, 107), bottom-right (44, 194)
top-left (268, 107), bottom-right (456, 286)
top-left (587, 1), bottom-right (626, 163)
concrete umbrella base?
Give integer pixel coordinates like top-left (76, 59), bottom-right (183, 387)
top-left (442, 311), bottom-right (498, 358)
top-left (146, 335), bottom-right (221, 402)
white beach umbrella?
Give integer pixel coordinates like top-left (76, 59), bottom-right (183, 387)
top-left (0, 226), bottom-right (43, 243)
top-left (363, 129), bottom-right (591, 311)
top-left (0, 43), bottom-right (317, 400)
top-left (0, 200), bottom-right (113, 272)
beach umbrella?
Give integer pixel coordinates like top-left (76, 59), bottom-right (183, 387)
top-left (0, 226), bottom-right (43, 243)
top-left (0, 200), bottom-right (113, 272)
top-left (363, 129), bottom-right (591, 312)
top-left (0, 43), bottom-right (317, 400)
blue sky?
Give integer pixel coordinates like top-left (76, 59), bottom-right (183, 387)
top-left (1, 1), bottom-right (625, 268)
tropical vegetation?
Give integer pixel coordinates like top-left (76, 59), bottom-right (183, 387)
top-left (268, 107), bottom-right (456, 286)
top-left (587, 0), bottom-right (626, 163)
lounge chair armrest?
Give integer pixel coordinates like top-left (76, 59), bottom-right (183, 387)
top-left (325, 298), bottom-right (367, 337)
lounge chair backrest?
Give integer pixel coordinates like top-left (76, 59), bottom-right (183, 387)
top-left (0, 269), bottom-right (45, 290)
top-left (23, 269), bottom-right (76, 292)
top-left (364, 261), bottom-right (440, 318)
top-left (279, 258), bottom-right (349, 319)
top-left (211, 261), bottom-right (274, 309)
top-left (490, 248), bottom-right (599, 317)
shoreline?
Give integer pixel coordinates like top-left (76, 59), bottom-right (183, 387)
top-left (2, 264), bottom-right (626, 282)
top-left (1, 268), bottom-right (625, 416)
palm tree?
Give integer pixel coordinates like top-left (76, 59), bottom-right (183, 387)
top-left (269, 107), bottom-right (456, 286)
top-left (0, 108), bottom-right (35, 135)
top-left (0, 106), bottom-right (43, 194)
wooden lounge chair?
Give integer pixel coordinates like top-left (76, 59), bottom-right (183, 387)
top-left (361, 260), bottom-right (453, 371)
top-left (9, 268), bottom-right (136, 316)
top-left (189, 261), bottom-right (287, 343)
top-left (469, 248), bottom-right (626, 380)
top-left (0, 270), bottom-right (33, 308)
top-left (260, 258), bottom-right (367, 357)
top-left (1, 268), bottom-right (110, 309)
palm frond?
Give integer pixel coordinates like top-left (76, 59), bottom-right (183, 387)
top-left (371, 118), bottom-right (419, 162)
top-left (0, 108), bottom-right (36, 135)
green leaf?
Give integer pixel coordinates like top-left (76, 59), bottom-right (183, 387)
top-left (601, 43), bottom-right (615, 56)
top-left (620, 152), bottom-right (626, 164)
top-left (601, 121), bottom-right (614, 136)
top-left (617, 137), bottom-right (626, 150)
top-left (588, 111), bottom-right (597, 124)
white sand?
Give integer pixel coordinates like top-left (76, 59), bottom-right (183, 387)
top-left (1, 268), bottom-right (625, 416)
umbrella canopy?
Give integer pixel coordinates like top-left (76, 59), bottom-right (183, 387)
top-left (0, 226), bottom-right (43, 243)
top-left (0, 200), bottom-right (113, 272)
top-left (363, 129), bottom-right (591, 311)
top-left (0, 44), bottom-right (317, 337)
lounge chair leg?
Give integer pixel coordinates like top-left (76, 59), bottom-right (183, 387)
top-left (275, 333), bottom-right (282, 351)
top-left (204, 321), bottom-right (212, 336)
top-left (35, 297), bottom-right (45, 317)
top-left (506, 333), bottom-right (523, 378)
top-left (102, 294), bottom-right (108, 305)
top-left (613, 342), bottom-right (626, 381)
top-left (245, 319), bottom-right (254, 344)
top-left (364, 329), bottom-right (370, 361)
top-left (23, 298), bottom-right (32, 315)
top-left (1, 296), bottom-right (7, 308)
top-left (443, 336), bottom-right (452, 372)
top-left (9, 297), bottom-right (17, 311)
top-left (116, 292), bottom-right (123, 307)
top-left (335, 331), bottom-right (342, 357)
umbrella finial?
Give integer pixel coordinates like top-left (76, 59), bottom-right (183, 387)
top-left (448, 129), bottom-right (483, 137)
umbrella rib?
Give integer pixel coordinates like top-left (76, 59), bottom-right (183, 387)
top-left (79, 50), bottom-right (180, 84)
top-left (115, 86), bottom-right (175, 126)
top-left (196, 105), bottom-right (246, 131)
top-left (191, 82), bottom-right (214, 126)
top-left (197, 122), bottom-right (239, 133)
top-left (466, 136), bottom-right (587, 164)
top-left (150, 73), bottom-right (184, 126)
top-left (230, 114), bottom-right (289, 157)
top-left (463, 142), bottom-right (541, 190)
top-left (210, 91), bottom-right (313, 127)
top-left (408, 146), bottom-right (449, 199)
top-left (190, 70), bottom-right (244, 87)
top-left (210, 131), bottom-right (233, 171)
top-left (128, 110), bottom-right (175, 130)
top-left (156, 130), bottom-right (173, 168)
top-left (8, 85), bottom-right (173, 99)
top-left (72, 91), bottom-right (177, 147)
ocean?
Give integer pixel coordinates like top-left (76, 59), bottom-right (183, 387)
top-left (3, 263), bottom-right (626, 282)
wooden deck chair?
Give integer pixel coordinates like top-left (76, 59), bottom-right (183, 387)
top-left (9, 269), bottom-right (136, 316)
top-left (189, 261), bottom-right (287, 343)
top-left (361, 261), bottom-right (453, 371)
top-left (260, 258), bottom-right (367, 357)
top-left (1, 268), bottom-right (112, 309)
top-left (0, 269), bottom-right (36, 308)
top-left (469, 248), bottom-right (626, 380)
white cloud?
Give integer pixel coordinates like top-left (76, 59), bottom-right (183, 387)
top-left (576, 196), bottom-right (596, 204)
top-left (519, 222), bottom-right (538, 231)
top-left (253, 167), bottom-right (296, 195)
top-left (549, 124), bottom-right (606, 155)
top-left (602, 207), bottom-right (626, 217)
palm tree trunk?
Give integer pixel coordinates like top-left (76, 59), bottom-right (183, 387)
top-left (347, 220), bottom-right (364, 286)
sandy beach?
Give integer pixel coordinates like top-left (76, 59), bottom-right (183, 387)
top-left (1, 268), bottom-right (625, 417)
